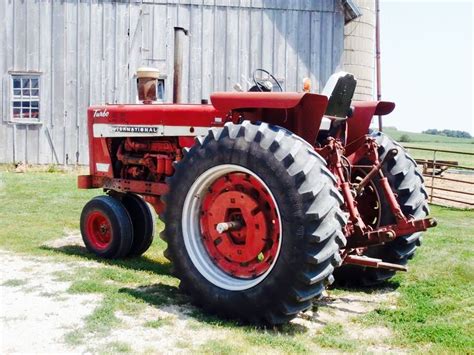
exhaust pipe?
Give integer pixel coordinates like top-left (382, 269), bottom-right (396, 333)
top-left (173, 27), bottom-right (189, 104)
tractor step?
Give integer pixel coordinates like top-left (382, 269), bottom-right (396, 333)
top-left (343, 254), bottom-right (408, 272)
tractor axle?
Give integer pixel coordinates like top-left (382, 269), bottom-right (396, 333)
top-left (216, 221), bottom-right (243, 234)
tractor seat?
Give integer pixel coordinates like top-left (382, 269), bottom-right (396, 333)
top-left (320, 72), bottom-right (357, 130)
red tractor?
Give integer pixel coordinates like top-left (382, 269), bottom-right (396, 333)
top-left (78, 66), bottom-right (436, 325)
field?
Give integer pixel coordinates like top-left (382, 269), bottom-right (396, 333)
top-left (0, 169), bottom-right (473, 353)
top-left (381, 127), bottom-right (474, 168)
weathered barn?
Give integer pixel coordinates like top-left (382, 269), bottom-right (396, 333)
top-left (0, 0), bottom-right (373, 165)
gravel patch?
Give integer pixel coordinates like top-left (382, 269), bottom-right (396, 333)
top-left (1, 238), bottom-right (401, 353)
top-left (0, 250), bottom-right (101, 353)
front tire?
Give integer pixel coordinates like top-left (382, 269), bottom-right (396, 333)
top-left (161, 122), bottom-right (346, 324)
top-left (122, 193), bottom-right (155, 257)
top-left (80, 195), bottom-right (134, 259)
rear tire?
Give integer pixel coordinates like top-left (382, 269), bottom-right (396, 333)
top-left (334, 131), bottom-right (429, 286)
top-left (161, 122), bottom-right (346, 324)
top-left (122, 193), bottom-right (155, 257)
top-left (80, 195), bottom-right (134, 259)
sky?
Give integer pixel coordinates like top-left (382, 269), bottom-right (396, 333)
top-left (379, 0), bottom-right (473, 134)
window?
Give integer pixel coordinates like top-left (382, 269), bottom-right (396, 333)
top-left (157, 78), bottom-right (165, 102)
top-left (11, 74), bottom-right (40, 122)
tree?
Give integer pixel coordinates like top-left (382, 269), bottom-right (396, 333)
top-left (399, 134), bottom-right (411, 142)
top-left (422, 129), bottom-right (471, 139)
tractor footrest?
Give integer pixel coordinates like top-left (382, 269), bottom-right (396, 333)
top-left (344, 255), bottom-right (408, 272)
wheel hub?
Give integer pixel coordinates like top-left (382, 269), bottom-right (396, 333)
top-left (200, 172), bottom-right (280, 279)
top-left (86, 211), bottom-right (112, 249)
top-left (353, 169), bottom-right (381, 229)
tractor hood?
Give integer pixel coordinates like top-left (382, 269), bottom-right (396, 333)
top-left (210, 92), bottom-right (328, 112)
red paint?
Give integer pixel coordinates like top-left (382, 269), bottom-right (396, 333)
top-left (345, 101), bottom-right (395, 156)
top-left (85, 211), bottom-right (112, 250)
top-left (210, 91), bottom-right (316, 111)
top-left (116, 137), bottom-right (178, 181)
top-left (77, 174), bottom-right (92, 189)
top-left (79, 91), bottom-right (435, 272)
top-left (199, 172), bottom-right (280, 279)
top-left (212, 92), bottom-right (328, 144)
top-left (101, 178), bottom-right (168, 196)
top-left (178, 136), bottom-right (196, 148)
top-left (81, 92), bottom-right (329, 202)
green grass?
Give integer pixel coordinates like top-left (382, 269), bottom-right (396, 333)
top-left (382, 127), bottom-right (474, 144)
top-left (1, 279), bottom-right (27, 287)
top-left (100, 341), bottom-right (132, 354)
top-left (64, 330), bottom-right (86, 346)
top-left (381, 127), bottom-right (474, 167)
top-left (362, 207), bottom-right (474, 352)
top-left (0, 170), bottom-right (473, 353)
top-left (312, 323), bottom-right (356, 351)
top-left (144, 318), bottom-right (173, 328)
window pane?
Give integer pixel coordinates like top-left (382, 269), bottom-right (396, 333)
top-left (11, 75), bottom-right (40, 121)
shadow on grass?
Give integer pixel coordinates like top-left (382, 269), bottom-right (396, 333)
top-left (313, 279), bottom-right (401, 315)
top-left (40, 244), bottom-right (172, 277)
top-left (331, 278), bottom-right (401, 294)
top-left (41, 244), bottom-right (399, 336)
top-left (119, 282), bottom-right (310, 335)
top-left (119, 283), bottom-right (184, 307)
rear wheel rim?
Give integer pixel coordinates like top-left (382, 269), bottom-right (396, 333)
top-left (353, 169), bottom-right (381, 229)
top-left (182, 164), bottom-right (282, 291)
top-left (86, 211), bottom-right (112, 250)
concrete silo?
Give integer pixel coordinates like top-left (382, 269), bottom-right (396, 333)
top-left (343, 0), bottom-right (376, 101)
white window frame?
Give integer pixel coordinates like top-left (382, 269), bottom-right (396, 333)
top-left (10, 73), bottom-right (42, 124)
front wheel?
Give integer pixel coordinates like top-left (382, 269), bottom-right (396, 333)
top-left (122, 193), bottom-right (155, 257)
top-left (161, 122), bottom-right (346, 324)
top-left (80, 195), bottom-right (134, 259)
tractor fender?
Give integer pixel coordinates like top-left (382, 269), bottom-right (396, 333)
top-left (210, 92), bottom-right (328, 145)
top-left (210, 92), bottom-right (310, 111)
top-left (346, 101), bottom-right (395, 156)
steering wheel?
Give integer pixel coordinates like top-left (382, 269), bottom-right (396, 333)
top-left (252, 69), bottom-right (283, 92)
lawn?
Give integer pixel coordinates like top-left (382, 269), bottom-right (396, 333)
top-left (381, 127), bottom-right (474, 167)
top-left (0, 169), bottom-right (473, 353)
top-left (382, 127), bottom-right (474, 144)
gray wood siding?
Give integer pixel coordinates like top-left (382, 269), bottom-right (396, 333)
top-left (0, 0), bottom-right (345, 165)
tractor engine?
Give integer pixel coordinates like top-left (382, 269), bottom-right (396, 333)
top-left (114, 137), bottom-right (180, 182)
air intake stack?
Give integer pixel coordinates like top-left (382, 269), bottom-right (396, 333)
top-left (137, 67), bottom-right (160, 104)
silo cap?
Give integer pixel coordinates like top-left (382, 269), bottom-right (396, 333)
top-left (137, 67), bottom-right (160, 79)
